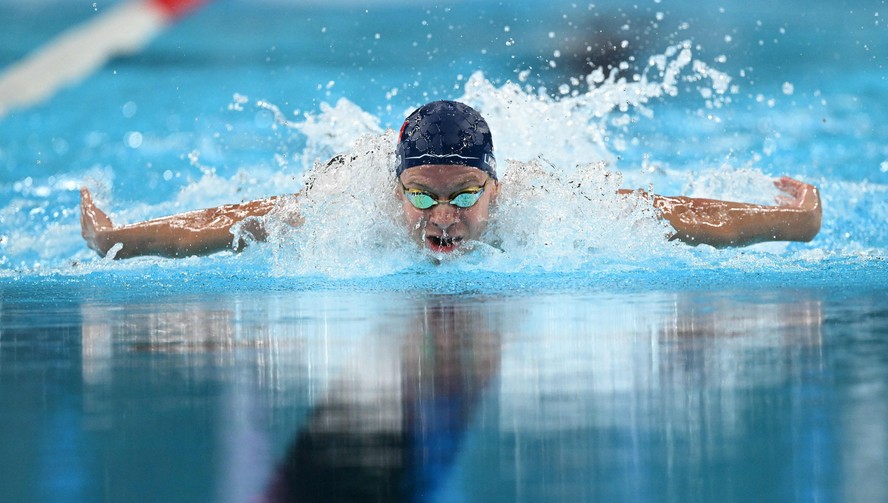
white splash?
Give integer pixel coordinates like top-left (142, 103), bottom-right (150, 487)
top-left (240, 41), bottom-right (738, 276)
top-left (257, 131), bottom-right (416, 278)
top-left (456, 41), bottom-right (734, 177)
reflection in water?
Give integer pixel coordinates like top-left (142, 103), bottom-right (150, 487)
top-left (5, 288), bottom-right (879, 501)
top-left (260, 299), bottom-right (502, 502)
top-left (498, 292), bottom-right (833, 502)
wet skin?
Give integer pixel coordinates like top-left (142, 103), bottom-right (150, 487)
top-left (396, 164), bottom-right (500, 253)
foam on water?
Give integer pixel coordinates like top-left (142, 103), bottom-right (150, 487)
top-left (0, 41), bottom-right (885, 279)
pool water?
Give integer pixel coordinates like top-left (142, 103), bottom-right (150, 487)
top-left (3, 276), bottom-right (887, 502)
top-left (1, 0), bottom-right (887, 501)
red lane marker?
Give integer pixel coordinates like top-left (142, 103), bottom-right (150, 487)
top-left (150, 0), bottom-right (209, 19)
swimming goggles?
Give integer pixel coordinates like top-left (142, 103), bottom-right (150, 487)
top-left (400, 178), bottom-right (490, 210)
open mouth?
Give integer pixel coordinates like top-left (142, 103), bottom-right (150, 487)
top-left (426, 235), bottom-right (462, 253)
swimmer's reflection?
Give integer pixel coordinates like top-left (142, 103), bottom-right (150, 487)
top-left (260, 298), bottom-right (502, 503)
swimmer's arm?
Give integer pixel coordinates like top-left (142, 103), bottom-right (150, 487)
top-left (620, 177), bottom-right (822, 247)
top-left (80, 188), bottom-right (293, 259)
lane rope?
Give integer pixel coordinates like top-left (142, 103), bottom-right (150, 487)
top-left (0, 0), bottom-right (208, 118)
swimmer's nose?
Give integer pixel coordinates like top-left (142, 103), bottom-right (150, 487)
top-left (428, 203), bottom-right (459, 230)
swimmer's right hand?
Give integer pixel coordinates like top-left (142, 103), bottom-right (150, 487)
top-left (80, 188), bottom-right (114, 256)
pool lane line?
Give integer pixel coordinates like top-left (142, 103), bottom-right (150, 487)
top-left (0, 0), bottom-right (209, 118)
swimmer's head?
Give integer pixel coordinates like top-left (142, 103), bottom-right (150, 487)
top-left (396, 100), bottom-right (497, 180)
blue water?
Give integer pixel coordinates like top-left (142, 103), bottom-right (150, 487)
top-left (1, 0), bottom-right (887, 501)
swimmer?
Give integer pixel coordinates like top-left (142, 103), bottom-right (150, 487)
top-left (80, 100), bottom-right (822, 259)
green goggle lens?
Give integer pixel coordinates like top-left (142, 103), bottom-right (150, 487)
top-left (405, 188), bottom-right (484, 210)
top-left (405, 191), bottom-right (437, 209)
top-left (450, 191), bottom-right (483, 208)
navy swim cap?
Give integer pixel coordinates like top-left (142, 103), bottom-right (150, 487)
top-left (396, 100), bottom-right (496, 180)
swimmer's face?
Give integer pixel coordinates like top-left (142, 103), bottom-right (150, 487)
top-left (397, 164), bottom-right (499, 254)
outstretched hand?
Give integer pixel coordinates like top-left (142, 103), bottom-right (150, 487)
top-left (80, 188), bottom-right (113, 256)
top-left (774, 176), bottom-right (821, 212)
top-left (773, 176), bottom-right (822, 242)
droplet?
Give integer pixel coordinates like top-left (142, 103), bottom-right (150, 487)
top-left (125, 131), bottom-right (143, 149)
top-left (782, 82), bottom-right (794, 95)
top-left (122, 101), bottom-right (138, 118)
